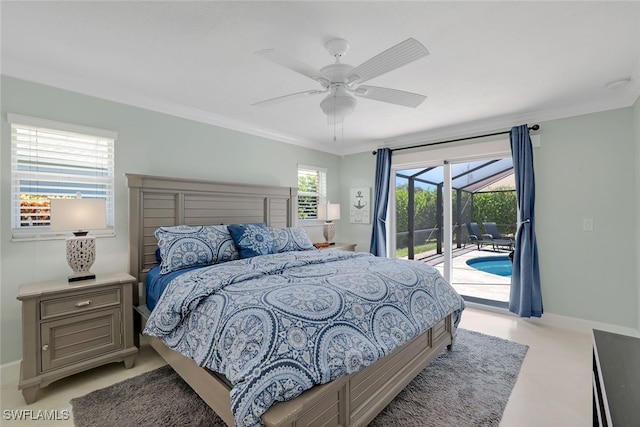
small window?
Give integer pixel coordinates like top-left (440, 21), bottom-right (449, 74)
top-left (297, 164), bottom-right (327, 220)
top-left (9, 113), bottom-right (116, 240)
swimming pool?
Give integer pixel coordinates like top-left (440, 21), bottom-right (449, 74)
top-left (466, 256), bottom-right (512, 277)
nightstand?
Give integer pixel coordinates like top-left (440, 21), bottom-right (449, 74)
top-left (316, 243), bottom-right (357, 252)
top-left (17, 272), bottom-right (138, 404)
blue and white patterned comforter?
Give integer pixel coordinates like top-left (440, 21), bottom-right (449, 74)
top-left (144, 250), bottom-right (465, 426)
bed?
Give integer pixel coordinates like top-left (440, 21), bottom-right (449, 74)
top-left (127, 173), bottom-right (465, 427)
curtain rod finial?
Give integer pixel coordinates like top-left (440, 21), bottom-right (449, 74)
top-left (530, 124), bottom-right (540, 131)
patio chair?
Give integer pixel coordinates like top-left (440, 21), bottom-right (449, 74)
top-left (465, 222), bottom-right (494, 250)
top-left (482, 222), bottom-right (514, 251)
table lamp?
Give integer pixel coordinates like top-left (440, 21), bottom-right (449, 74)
top-left (50, 197), bottom-right (106, 282)
top-left (319, 202), bottom-right (341, 245)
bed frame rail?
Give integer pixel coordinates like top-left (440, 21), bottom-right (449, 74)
top-left (140, 311), bottom-right (452, 427)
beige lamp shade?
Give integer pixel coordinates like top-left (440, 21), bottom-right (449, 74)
top-left (318, 203), bottom-right (341, 221)
top-left (50, 199), bottom-right (106, 233)
top-left (326, 203), bottom-right (341, 221)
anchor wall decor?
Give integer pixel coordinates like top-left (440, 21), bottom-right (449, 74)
top-left (350, 187), bottom-right (370, 224)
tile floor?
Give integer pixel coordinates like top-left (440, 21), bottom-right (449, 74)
top-left (0, 307), bottom-right (592, 426)
top-left (461, 307), bottom-right (592, 427)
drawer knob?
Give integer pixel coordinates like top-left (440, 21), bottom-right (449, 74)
top-left (75, 300), bottom-right (92, 307)
top-left (42, 345), bottom-right (49, 351)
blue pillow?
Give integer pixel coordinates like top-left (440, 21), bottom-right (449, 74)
top-left (269, 227), bottom-right (316, 252)
top-left (155, 225), bottom-right (239, 274)
top-left (228, 223), bottom-right (275, 259)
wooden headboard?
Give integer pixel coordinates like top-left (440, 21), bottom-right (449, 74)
top-left (126, 174), bottom-right (297, 298)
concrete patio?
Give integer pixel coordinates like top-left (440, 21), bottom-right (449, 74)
top-left (408, 246), bottom-right (511, 303)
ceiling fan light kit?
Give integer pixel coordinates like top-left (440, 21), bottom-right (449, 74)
top-left (254, 37), bottom-right (429, 127)
top-left (320, 87), bottom-right (357, 124)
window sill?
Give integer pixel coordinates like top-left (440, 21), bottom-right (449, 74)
top-left (11, 230), bottom-right (116, 242)
top-left (299, 219), bottom-right (326, 226)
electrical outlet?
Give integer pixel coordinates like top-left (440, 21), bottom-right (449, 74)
top-left (583, 219), bottom-right (594, 231)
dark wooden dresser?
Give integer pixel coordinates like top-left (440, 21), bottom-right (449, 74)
top-left (592, 329), bottom-right (640, 426)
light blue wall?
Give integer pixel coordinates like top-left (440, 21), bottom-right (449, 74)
top-left (0, 76), bottom-right (341, 364)
top-left (336, 151), bottom-right (377, 252)
top-left (534, 109), bottom-right (636, 327)
top-left (341, 106), bottom-right (639, 331)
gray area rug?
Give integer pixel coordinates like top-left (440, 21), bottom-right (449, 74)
top-left (71, 329), bottom-right (527, 427)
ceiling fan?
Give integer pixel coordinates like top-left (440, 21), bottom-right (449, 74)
top-left (253, 38), bottom-right (429, 125)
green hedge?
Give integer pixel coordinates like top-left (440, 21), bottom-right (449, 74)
top-left (472, 191), bottom-right (517, 235)
top-left (395, 186), bottom-right (516, 248)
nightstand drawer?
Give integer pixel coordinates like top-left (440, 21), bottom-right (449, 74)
top-left (40, 287), bottom-right (121, 320)
top-left (40, 308), bottom-right (122, 372)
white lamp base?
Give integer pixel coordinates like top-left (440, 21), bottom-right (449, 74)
top-left (323, 221), bottom-right (336, 245)
top-left (66, 236), bottom-right (96, 282)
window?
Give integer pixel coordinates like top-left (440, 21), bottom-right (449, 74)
top-left (9, 113), bottom-right (116, 240)
top-left (297, 164), bottom-right (326, 219)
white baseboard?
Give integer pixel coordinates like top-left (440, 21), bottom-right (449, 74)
top-left (1, 360), bottom-right (21, 387)
top-left (466, 302), bottom-right (640, 337)
top-left (526, 312), bottom-right (640, 337)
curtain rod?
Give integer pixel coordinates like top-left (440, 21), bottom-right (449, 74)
top-left (372, 124), bottom-right (540, 155)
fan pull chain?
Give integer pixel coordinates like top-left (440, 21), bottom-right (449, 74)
top-left (333, 91), bottom-right (337, 141)
top-left (341, 120), bottom-right (344, 155)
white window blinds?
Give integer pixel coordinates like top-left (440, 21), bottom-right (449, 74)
top-left (297, 165), bottom-right (327, 219)
top-left (9, 113), bottom-right (116, 239)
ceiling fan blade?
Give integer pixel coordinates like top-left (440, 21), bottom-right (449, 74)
top-left (252, 90), bottom-right (323, 107)
top-left (256, 49), bottom-right (328, 84)
top-left (354, 85), bottom-right (426, 108)
top-left (348, 38), bottom-right (429, 84)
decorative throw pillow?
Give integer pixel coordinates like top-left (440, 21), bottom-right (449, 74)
top-left (155, 225), bottom-right (239, 274)
top-left (269, 227), bottom-right (316, 253)
top-left (228, 223), bottom-right (275, 259)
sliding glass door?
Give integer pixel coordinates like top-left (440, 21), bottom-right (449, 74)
top-left (391, 140), bottom-right (516, 308)
top-left (448, 159), bottom-right (516, 308)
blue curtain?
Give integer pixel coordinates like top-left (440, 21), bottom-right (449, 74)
top-left (369, 148), bottom-right (392, 256)
top-left (509, 125), bottom-right (542, 317)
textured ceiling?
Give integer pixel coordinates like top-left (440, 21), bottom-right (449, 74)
top-left (2, 1), bottom-right (640, 155)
